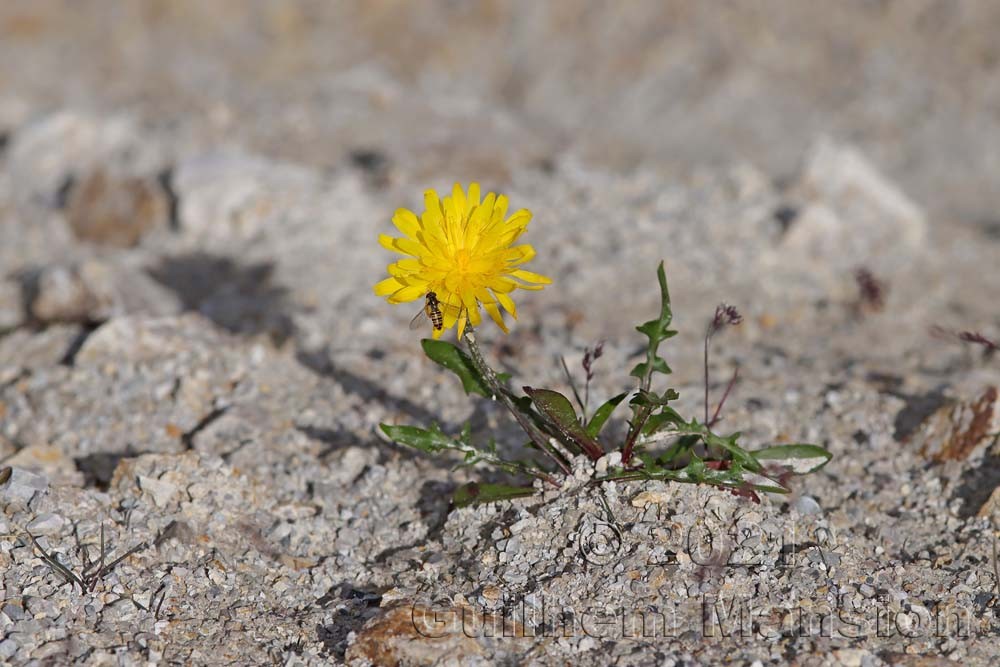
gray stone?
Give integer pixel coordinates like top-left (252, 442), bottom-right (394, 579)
top-left (0, 468), bottom-right (49, 506)
top-left (5, 111), bottom-right (166, 209)
top-left (24, 262), bottom-right (112, 325)
top-left (26, 513), bottom-right (64, 535)
top-left (0, 638), bottom-right (17, 659)
top-left (792, 495), bottom-right (822, 515)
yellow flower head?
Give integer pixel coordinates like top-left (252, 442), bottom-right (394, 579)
top-left (374, 183), bottom-right (551, 339)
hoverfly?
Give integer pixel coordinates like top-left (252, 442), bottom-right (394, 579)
top-left (409, 291), bottom-right (444, 331)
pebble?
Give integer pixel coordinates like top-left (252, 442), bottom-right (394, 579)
top-left (26, 513), bottom-right (64, 535)
top-left (793, 495), bottom-right (822, 515)
top-left (0, 639), bottom-right (17, 659)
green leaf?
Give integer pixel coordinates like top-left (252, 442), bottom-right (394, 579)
top-left (629, 388), bottom-right (680, 408)
top-left (452, 482), bottom-right (536, 507)
top-left (421, 339), bottom-right (509, 397)
top-left (586, 392), bottom-right (628, 437)
top-left (656, 433), bottom-right (700, 463)
top-left (523, 387), bottom-right (604, 460)
top-left (750, 444), bottom-right (833, 474)
top-left (641, 407), bottom-right (687, 435)
top-left (704, 430), bottom-right (762, 473)
top-left (379, 423), bottom-right (453, 453)
top-left (380, 422), bottom-right (550, 480)
top-left (630, 262), bottom-right (677, 381)
top-left (629, 356), bottom-right (673, 380)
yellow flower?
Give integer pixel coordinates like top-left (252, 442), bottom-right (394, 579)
top-left (374, 183), bottom-right (551, 339)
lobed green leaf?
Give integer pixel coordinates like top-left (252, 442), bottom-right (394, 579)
top-left (630, 262), bottom-right (678, 380)
top-left (703, 430), bottom-right (762, 473)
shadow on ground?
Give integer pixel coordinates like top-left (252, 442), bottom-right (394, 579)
top-left (147, 252), bottom-right (296, 345)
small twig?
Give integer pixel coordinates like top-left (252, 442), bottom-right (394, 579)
top-left (29, 522), bottom-right (150, 593)
top-left (73, 523), bottom-right (91, 574)
top-left (97, 523), bottom-right (106, 586)
top-left (581, 341), bottom-right (604, 421)
top-left (959, 331), bottom-right (999, 352)
top-left (154, 582), bottom-right (169, 620)
top-left (704, 335), bottom-right (711, 426)
top-left (992, 528), bottom-right (999, 597)
top-left (930, 326), bottom-right (999, 360)
top-left (559, 355), bottom-right (586, 420)
top-left (86, 541), bottom-right (148, 591)
top-left (708, 367), bottom-right (740, 428)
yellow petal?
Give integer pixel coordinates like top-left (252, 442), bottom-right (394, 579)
top-left (475, 286), bottom-right (508, 333)
top-left (378, 233), bottom-right (396, 252)
top-left (379, 234), bottom-right (424, 257)
top-left (392, 208), bottom-right (421, 238)
top-left (374, 276), bottom-right (404, 296)
top-left (510, 269), bottom-right (552, 285)
top-left (494, 195), bottom-right (509, 222)
top-left (504, 244), bottom-right (536, 264)
top-left (452, 183), bottom-right (467, 222)
top-left (424, 189), bottom-right (442, 218)
top-left (490, 278), bottom-right (517, 293)
top-left (388, 258), bottom-right (423, 275)
top-left (495, 291), bottom-right (517, 318)
top-left (387, 284), bottom-right (426, 303)
top-left (467, 183), bottom-right (480, 211)
top-left (440, 296), bottom-right (461, 330)
top-left (479, 192), bottom-right (496, 219)
top-left (505, 209), bottom-right (532, 229)
top-left (483, 300), bottom-right (508, 333)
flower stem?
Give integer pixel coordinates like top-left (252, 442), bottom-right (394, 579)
top-left (463, 328), bottom-right (570, 480)
top-left (704, 332), bottom-right (711, 425)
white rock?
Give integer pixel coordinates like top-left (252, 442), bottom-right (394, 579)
top-left (6, 111), bottom-right (165, 207)
top-left (792, 495), bottom-right (822, 515)
top-left (765, 138), bottom-right (928, 290)
top-left (139, 475), bottom-right (178, 508)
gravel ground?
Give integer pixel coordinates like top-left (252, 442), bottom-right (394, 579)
top-left (2, 3), bottom-right (1000, 666)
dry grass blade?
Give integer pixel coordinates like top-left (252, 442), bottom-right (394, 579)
top-left (26, 532), bottom-right (83, 589)
top-left (993, 528), bottom-right (999, 597)
top-left (27, 522), bottom-right (150, 593)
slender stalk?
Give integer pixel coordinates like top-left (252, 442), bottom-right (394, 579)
top-left (621, 407), bottom-right (651, 465)
top-left (621, 327), bottom-right (661, 465)
top-left (559, 355), bottom-right (586, 421)
top-left (464, 328), bottom-right (571, 478)
top-left (704, 333), bottom-right (711, 425)
top-left (708, 367), bottom-right (739, 428)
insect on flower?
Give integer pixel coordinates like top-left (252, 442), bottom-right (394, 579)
top-left (375, 183), bottom-right (551, 339)
top-left (410, 292), bottom-right (445, 331)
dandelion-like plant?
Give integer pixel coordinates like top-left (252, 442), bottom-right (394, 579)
top-left (374, 183), bottom-right (551, 340)
top-left (376, 184), bottom-right (832, 506)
